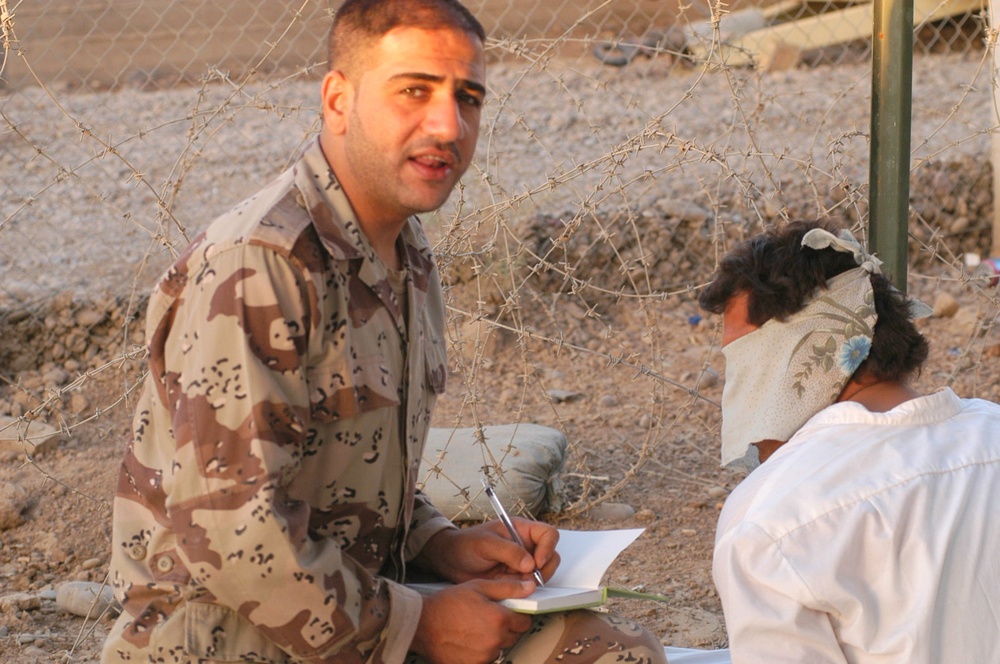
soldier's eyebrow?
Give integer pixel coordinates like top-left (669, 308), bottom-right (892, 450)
top-left (389, 72), bottom-right (486, 98)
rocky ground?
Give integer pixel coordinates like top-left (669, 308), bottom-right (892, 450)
top-left (0, 252), bottom-right (996, 663)
top-left (1, 48), bottom-right (999, 662)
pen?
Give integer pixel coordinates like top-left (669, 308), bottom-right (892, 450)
top-left (482, 478), bottom-right (545, 587)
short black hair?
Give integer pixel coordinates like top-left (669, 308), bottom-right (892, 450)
top-left (328, 0), bottom-right (485, 76)
top-left (699, 219), bottom-right (929, 382)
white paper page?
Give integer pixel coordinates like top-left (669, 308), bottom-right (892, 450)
top-left (547, 528), bottom-right (645, 589)
top-left (507, 586), bottom-right (594, 602)
top-left (410, 582), bottom-right (601, 612)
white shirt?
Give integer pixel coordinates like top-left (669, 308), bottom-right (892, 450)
top-left (713, 388), bottom-right (1000, 663)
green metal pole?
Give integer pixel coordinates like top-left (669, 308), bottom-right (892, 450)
top-left (869, 0), bottom-right (914, 291)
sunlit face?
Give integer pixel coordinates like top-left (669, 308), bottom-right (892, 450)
top-left (321, 26), bottom-right (486, 226)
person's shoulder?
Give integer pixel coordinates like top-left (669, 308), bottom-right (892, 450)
top-left (715, 464), bottom-right (782, 537)
top-left (919, 388), bottom-right (1000, 431)
top-left (717, 441), bottom-right (850, 543)
top-left (951, 394), bottom-right (1000, 450)
top-left (203, 168), bottom-right (315, 257)
top-left (151, 171), bottom-right (322, 302)
top-left (959, 394), bottom-right (1000, 415)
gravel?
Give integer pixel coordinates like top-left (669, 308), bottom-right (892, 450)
top-left (0, 52), bottom-right (994, 303)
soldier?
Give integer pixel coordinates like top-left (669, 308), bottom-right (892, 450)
top-left (102, 1), bottom-right (667, 663)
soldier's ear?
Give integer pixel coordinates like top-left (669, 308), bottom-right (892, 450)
top-left (321, 71), bottom-right (352, 136)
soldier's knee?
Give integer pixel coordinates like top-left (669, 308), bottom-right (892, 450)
top-left (506, 609), bottom-right (666, 664)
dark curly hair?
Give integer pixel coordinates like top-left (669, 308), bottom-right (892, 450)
top-left (698, 219), bottom-right (929, 383)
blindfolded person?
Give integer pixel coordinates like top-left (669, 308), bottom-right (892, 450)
top-left (694, 219), bottom-right (1000, 663)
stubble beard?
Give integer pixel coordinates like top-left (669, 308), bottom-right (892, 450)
top-left (345, 108), bottom-right (462, 222)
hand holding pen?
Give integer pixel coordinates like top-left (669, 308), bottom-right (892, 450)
top-left (482, 478), bottom-right (546, 587)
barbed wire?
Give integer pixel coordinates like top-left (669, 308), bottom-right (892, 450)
top-left (1, 1), bottom-right (999, 659)
top-left (1, 0), bottom-right (997, 524)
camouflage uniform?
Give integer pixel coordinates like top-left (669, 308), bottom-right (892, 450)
top-left (102, 139), bottom-right (668, 664)
top-left (103, 140), bottom-right (453, 663)
top-left (422, 610), bottom-right (668, 664)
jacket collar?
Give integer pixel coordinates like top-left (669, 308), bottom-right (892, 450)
top-left (292, 138), bottom-right (437, 334)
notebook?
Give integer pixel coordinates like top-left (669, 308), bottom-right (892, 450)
top-left (410, 527), bottom-right (645, 614)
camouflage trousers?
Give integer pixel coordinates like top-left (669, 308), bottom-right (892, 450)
top-left (102, 606), bottom-right (667, 664)
top-left (407, 609), bottom-right (668, 664)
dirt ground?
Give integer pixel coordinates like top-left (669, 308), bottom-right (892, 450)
top-left (0, 238), bottom-right (997, 662)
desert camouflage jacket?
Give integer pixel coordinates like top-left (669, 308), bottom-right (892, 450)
top-left (103, 140), bottom-right (454, 664)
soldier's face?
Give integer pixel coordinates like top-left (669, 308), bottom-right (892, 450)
top-left (327, 26), bottom-right (485, 224)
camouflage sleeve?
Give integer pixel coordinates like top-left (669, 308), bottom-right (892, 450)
top-left (405, 492), bottom-right (458, 562)
top-left (161, 242), bottom-right (420, 663)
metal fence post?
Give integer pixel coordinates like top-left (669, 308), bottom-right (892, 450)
top-left (869, 0), bottom-right (914, 291)
top-left (991, 0), bottom-right (1000, 257)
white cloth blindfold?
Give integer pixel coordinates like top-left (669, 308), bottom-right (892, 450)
top-left (720, 267), bottom-right (877, 470)
top-left (717, 227), bottom-right (932, 470)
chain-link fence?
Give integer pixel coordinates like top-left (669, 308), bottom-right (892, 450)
top-left (0, 0), bottom-right (989, 92)
top-left (1, 0), bottom-right (999, 659)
